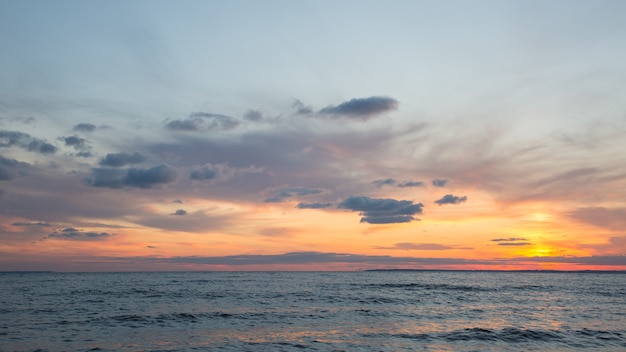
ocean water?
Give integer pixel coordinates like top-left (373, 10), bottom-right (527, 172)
top-left (1, 271), bottom-right (625, 351)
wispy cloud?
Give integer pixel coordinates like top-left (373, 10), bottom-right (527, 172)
top-left (318, 96), bottom-right (398, 120)
top-left (46, 228), bottom-right (113, 241)
top-left (165, 112), bottom-right (239, 132)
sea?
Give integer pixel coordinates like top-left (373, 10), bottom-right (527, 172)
top-left (1, 271), bottom-right (625, 351)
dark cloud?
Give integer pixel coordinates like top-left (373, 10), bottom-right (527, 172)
top-left (435, 194), bottom-right (467, 206)
top-left (568, 207), bottom-right (626, 231)
top-left (244, 109), bottom-right (263, 122)
top-left (73, 123), bottom-right (97, 132)
top-left (173, 199), bottom-right (183, 204)
top-left (319, 96), bottom-right (398, 120)
top-left (27, 140), bottom-right (57, 154)
top-left (86, 164), bottom-right (176, 189)
top-left (165, 112), bottom-right (239, 132)
top-left (491, 238), bottom-right (528, 242)
top-left (0, 130), bottom-right (57, 154)
top-left (99, 152), bottom-right (147, 167)
top-left (497, 242), bottom-right (532, 246)
top-left (0, 155), bottom-right (28, 180)
top-left (432, 178), bottom-right (448, 187)
top-left (12, 221), bottom-right (51, 227)
top-left (189, 163), bottom-right (262, 182)
top-left (507, 255), bottom-right (626, 266)
top-left (372, 178), bottom-right (396, 187)
top-left (377, 242), bottom-right (457, 250)
top-left (296, 202), bottom-right (334, 209)
top-left (292, 99), bottom-right (313, 115)
top-left (397, 181), bottom-right (425, 188)
top-left (171, 209), bottom-right (187, 216)
top-left (46, 228), bottom-right (113, 241)
top-left (337, 196), bottom-right (424, 224)
top-left (264, 186), bottom-right (325, 203)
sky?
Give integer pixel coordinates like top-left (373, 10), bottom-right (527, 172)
top-left (1, 0), bottom-right (626, 271)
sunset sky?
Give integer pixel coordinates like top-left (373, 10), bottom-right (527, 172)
top-left (1, 0), bottom-right (626, 271)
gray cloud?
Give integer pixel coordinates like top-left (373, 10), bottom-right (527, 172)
top-left (73, 123), bottom-right (97, 132)
top-left (497, 242), bottom-right (532, 246)
top-left (165, 112), bottom-right (239, 132)
top-left (377, 242), bottom-right (457, 250)
top-left (171, 209), bottom-right (187, 216)
top-left (491, 238), bottom-right (528, 242)
top-left (264, 186), bottom-right (325, 203)
top-left (0, 155), bottom-right (28, 180)
top-left (337, 196), bottom-right (424, 224)
top-left (373, 178), bottom-right (396, 187)
top-left (435, 194), bottom-right (467, 206)
top-left (506, 255), bottom-right (626, 266)
top-left (432, 178), bottom-right (447, 187)
top-left (154, 251), bottom-right (491, 266)
top-left (319, 96), bottom-right (398, 120)
top-left (0, 130), bottom-right (57, 154)
top-left (86, 164), bottom-right (176, 189)
top-left (46, 228), bottom-right (113, 241)
top-left (296, 202), bottom-right (334, 209)
top-left (99, 152), bottom-right (147, 167)
top-left (244, 109), bottom-right (263, 122)
top-left (397, 181), bottom-right (425, 188)
top-left (12, 221), bottom-right (52, 227)
top-left (292, 99), bottom-right (313, 115)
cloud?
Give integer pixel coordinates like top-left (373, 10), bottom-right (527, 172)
top-left (189, 163), bottom-right (263, 183)
top-left (0, 130), bottom-right (57, 154)
top-left (165, 112), bottom-right (239, 132)
top-left (397, 181), bottom-right (424, 188)
top-left (12, 221), bottom-right (52, 227)
top-left (568, 207), bottom-right (626, 231)
top-left (171, 209), bottom-right (187, 216)
top-left (263, 186), bottom-right (325, 203)
top-left (86, 164), bottom-right (177, 189)
top-left (60, 135), bottom-right (92, 157)
top-left (432, 178), bottom-right (447, 187)
top-left (372, 178), bottom-right (396, 187)
top-left (337, 196), bottom-right (424, 224)
top-left (155, 251), bottom-right (492, 266)
top-left (507, 255), bottom-right (626, 266)
top-left (292, 99), bottom-right (313, 115)
top-left (0, 155), bottom-right (28, 180)
top-left (243, 109), bottom-right (263, 122)
top-left (376, 242), bottom-right (457, 250)
top-left (434, 194), bottom-right (467, 206)
top-left (46, 228), bottom-right (113, 241)
top-left (296, 202), bottom-right (334, 209)
top-left (99, 152), bottom-right (147, 167)
top-left (491, 238), bottom-right (531, 246)
top-left (73, 123), bottom-right (97, 132)
top-left (319, 96), bottom-right (398, 120)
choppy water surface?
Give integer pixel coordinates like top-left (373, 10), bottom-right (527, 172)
top-left (1, 271), bottom-right (625, 351)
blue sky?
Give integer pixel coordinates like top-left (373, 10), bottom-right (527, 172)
top-left (1, 0), bottom-right (626, 271)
